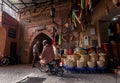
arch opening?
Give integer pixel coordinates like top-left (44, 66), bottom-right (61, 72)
top-left (29, 33), bottom-right (52, 63)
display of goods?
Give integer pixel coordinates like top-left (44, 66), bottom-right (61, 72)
top-left (80, 54), bottom-right (90, 62)
top-left (77, 60), bottom-right (84, 68)
top-left (97, 61), bottom-right (106, 68)
top-left (89, 53), bottom-right (98, 61)
top-left (87, 61), bottom-right (96, 68)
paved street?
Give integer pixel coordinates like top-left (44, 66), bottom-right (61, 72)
top-left (0, 64), bottom-right (119, 83)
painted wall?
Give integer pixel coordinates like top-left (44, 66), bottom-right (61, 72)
top-left (0, 11), bottom-right (19, 58)
top-left (0, 25), bottom-right (6, 55)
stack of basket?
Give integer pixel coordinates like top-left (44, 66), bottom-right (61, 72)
top-left (97, 53), bottom-right (107, 68)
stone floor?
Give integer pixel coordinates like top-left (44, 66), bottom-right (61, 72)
top-left (0, 64), bottom-right (119, 83)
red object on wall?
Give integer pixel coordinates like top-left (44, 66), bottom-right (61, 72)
top-left (103, 43), bottom-right (112, 56)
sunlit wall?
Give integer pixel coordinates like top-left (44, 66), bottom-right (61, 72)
top-left (0, 0), bottom-right (18, 19)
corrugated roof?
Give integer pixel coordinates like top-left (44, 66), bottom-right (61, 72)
top-left (2, 0), bottom-right (70, 13)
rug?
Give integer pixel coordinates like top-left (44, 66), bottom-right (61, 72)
top-left (16, 77), bottom-right (46, 83)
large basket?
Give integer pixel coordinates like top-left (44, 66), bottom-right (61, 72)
top-left (67, 60), bottom-right (76, 67)
top-left (80, 54), bottom-right (90, 62)
top-left (89, 53), bottom-right (98, 61)
top-left (87, 61), bottom-right (96, 68)
top-left (98, 53), bottom-right (107, 59)
top-left (99, 56), bottom-right (106, 61)
top-left (97, 61), bottom-right (106, 68)
top-left (77, 60), bottom-right (84, 68)
top-left (64, 59), bottom-right (76, 67)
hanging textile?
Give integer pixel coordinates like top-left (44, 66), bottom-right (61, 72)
top-left (72, 9), bottom-right (75, 22)
top-left (116, 23), bottom-right (120, 34)
top-left (55, 33), bottom-right (59, 44)
top-left (89, 0), bottom-right (93, 13)
top-left (86, 0), bottom-right (89, 8)
top-left (81, 0), bottom-right (85, 9)
top-left (58, 34), bottom-right (62, 45)
top-left (53, 32), bottom-right (59, 45)
top-left (53, 37), bottom-right (57, 45)
top-left (74, 0), bottom-right (81, 17)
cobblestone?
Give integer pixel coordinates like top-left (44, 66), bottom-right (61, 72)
top-left (0, 64), bottom-right (119, 83)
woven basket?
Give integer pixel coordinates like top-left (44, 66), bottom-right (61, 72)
top-left (90, 57), bottom-right (96, 62)
top-left (67, 60), bottom-right (76, 67)
top-left (66, 54), bottom-right (80, 61)
top-left (64, 59), bottom-right (76, 67)
top-left (87, 61), bottom-right (96, 68)
top-left (97, 61), bottom-right (106, 67)
top-left (99, 56), bottom-right (106, 61)
top-left (77, 60), bottom-right (84, 68)
top-left (80, 49), bottom-right (88, 55)
top-left (89, 53), bottom-right (98, 61)
top-left (80, 54), bottom-right (90, 62)
top-left (98, 53), bottom-right (107, 59)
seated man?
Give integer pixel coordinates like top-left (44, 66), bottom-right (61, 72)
top-left (40, 40), bottom-right (55, 66)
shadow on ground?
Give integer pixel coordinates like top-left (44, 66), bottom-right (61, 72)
top-left (16, 77), bottom-right (46, 83)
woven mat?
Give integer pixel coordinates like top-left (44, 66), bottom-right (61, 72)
top-left (17, 77), bottom-right (46, 83)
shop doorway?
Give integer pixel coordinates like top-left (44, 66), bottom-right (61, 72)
top-left (10, 42), bottom-right (17, 57)
top-left (29, 33), bottom-right (52, 63)
top-left (10, 42), bottom-right (18, 64)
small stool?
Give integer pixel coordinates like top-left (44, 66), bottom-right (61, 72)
top-left (116, 66), bottom-right (120, 83)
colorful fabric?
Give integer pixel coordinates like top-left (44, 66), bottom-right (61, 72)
top-left (75, 0), bottom-right (81, 17)
top-left (72, 9), bottom-right (75, 21)
top-left (58, 34), bottom-right (62, 45)
top-left (81, 0), bottom-right (85, 9)
top-left (86, 0), bottom-right (89, 7)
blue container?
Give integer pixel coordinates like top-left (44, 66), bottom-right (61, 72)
top-left (87, 67), bottom-right (97, 73)
top-left (97, 67), bottom-right (106, 73)
top-left (75, 67), bottom-right (86, 73)
top-left (63, 66), bottom-right (75, 72)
